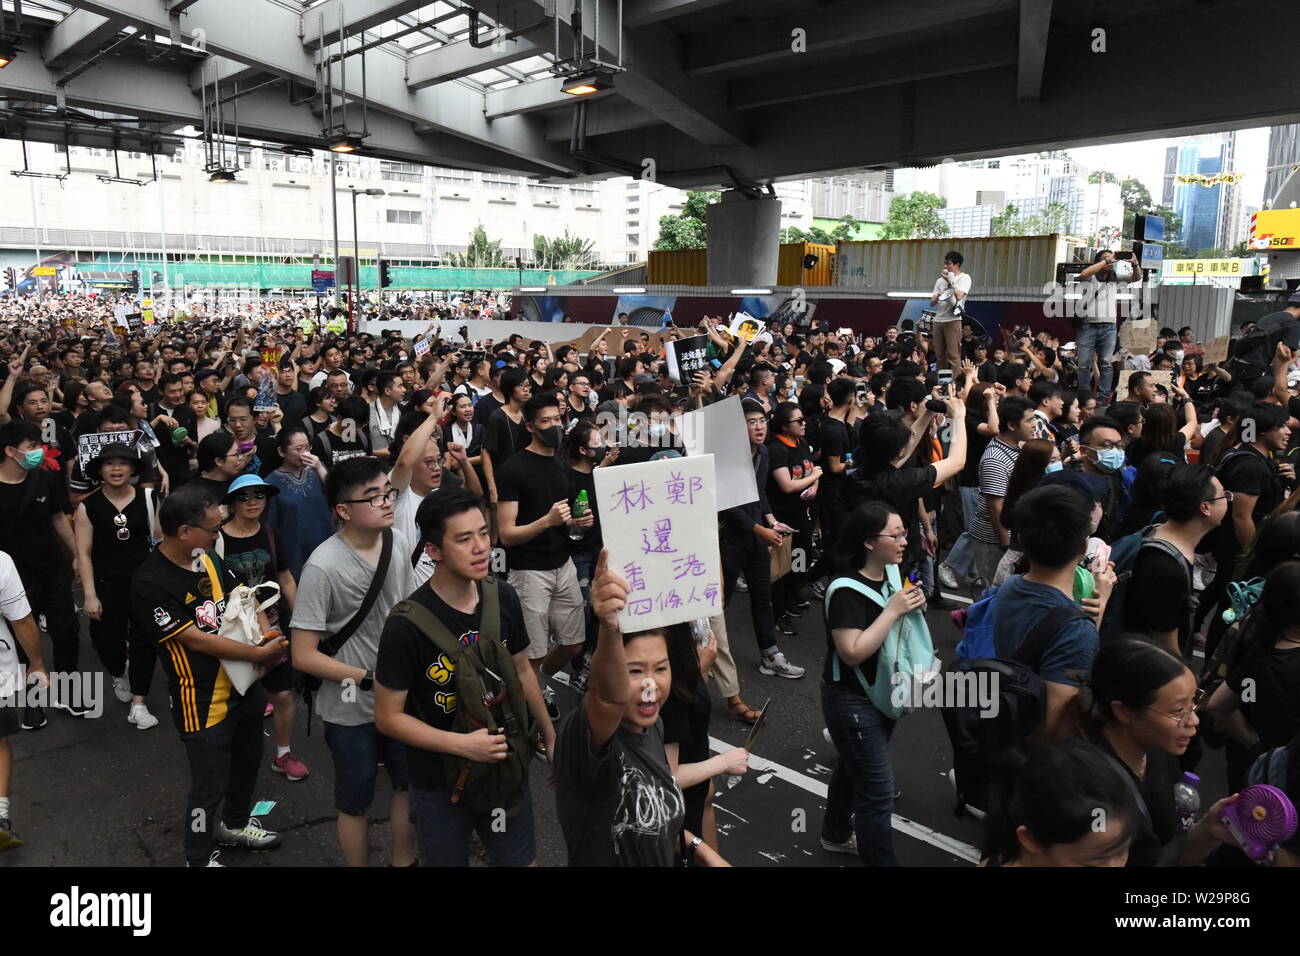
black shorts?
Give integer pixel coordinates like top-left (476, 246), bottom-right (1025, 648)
top-left (260, 658), bottom-right (294, 694)
top-left (0, 701), bottom-right (19, 739)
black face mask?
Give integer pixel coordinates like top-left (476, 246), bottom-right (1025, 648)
top-left (536, 425), bottom-right (563, 449)
top-left (587, 445), bottom-right (608, 462)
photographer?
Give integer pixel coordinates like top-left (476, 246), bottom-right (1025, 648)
top-left (929, 251), bottom-right (971, 373)
top-left (1074, 250), bottom-right (1143, 401)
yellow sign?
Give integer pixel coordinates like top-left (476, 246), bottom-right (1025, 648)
top-left (1174, 171), bottom-right (1244, 187)
top-left (1250, 209), bottom-right (1300, 250)
top-left (31, 266), bottom-right (57, 276)
top-left (1167, 259), bottom-right (1246, 276)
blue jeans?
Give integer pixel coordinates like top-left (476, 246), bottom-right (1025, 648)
top-left (944, 485), bottom-right (983, 578)
top-left (409, 785), bottom-right (536, 867)
top-left (322, 721), bottom-right (410, 816)
top-left (821, 682), bottom-right (897, 866)
top-left (1075, 322), bottom-right (1117, 399)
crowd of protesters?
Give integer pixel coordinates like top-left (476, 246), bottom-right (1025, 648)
top-left (3, 252), bottom-right (1300, 869)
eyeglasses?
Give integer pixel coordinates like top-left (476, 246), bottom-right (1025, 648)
top-left (1145, 705), bottom-right (1197, 727)
top-left (188, 522), bottom-right (223, 536)
top-left (872, 532), bottom-right (908, 542)
top-left (1204, 491), bottom-right (1234, 504)
top-left (341, 488), bottom-right (399, 508)
top-left (233, 491), bottom-right (268, 503)
top-left (1086, 440), bottom-right (1122, 451)
top-left (789, 417), bottom-right (806, 424)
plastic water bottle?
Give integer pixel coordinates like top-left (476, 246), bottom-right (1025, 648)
top-left (569, 490), bottom-right (588, 542)
top-left (1174, 771), bottom-right (1200, 833)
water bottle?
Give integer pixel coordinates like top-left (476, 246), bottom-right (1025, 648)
top-left (1174, 771), bottom-right (1200, 833)
top-left (843, 451), bottom-right (855, 477)
top-left (569, 490), bottom-right (589, 542)
top-left (688, 617), bottom-right (711, 648)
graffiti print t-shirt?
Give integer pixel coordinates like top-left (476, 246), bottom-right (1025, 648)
top-left (374, 577), bottom-right (529, 791)
top-left (218, 524), bottom-right (284, 628)
top-left (555, 705), bottom-right (685, 867)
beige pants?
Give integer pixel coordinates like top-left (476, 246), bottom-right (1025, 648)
top-left (706, 611), bottom-right (740, 699)
top-left (934, 318), bottom-right (963, 372)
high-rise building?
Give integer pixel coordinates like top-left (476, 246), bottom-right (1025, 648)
top-left (1264, 124), bottom-right (1300, 208)
top-left (1164, 133), bottom-right (1239, 253)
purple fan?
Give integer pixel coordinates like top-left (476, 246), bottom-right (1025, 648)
top-left (1220, 785), bottom-right (1298, 861)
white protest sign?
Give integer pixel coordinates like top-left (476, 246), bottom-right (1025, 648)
top-left (665, 333), bottom-right (710, 385)
top-left (77, 429), bottom-right (144, 465)
top-left (729, 311), bottom-right (763, 343)
top-left (680, 396), bottom-right (759, 511)
top-left (593, 454), bottom-right (722, 632)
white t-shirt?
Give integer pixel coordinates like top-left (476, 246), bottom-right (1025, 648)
top-left (393, 479), bottom-right (465, 586)
top-left (0, 551), bottom-right (32, 701)
top-left (931, 271), bottom-right (972, 322)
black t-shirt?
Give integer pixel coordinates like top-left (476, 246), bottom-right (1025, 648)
top-left (958, 417), bottom-right (992, 487)
top-left (219, 524), bottom-right (284, 627)
top-left (819, 416), bottom-right (853, 507)
top-left (1200, 427), bottom-right (1230, 467)
top-left (554, 704), bottom-right (685, 867)
top-left (496, 449), bottom-right (571, 571)
top-left (766, 438), bottom-right (815, 524)
top-left (1215, 445), bottom-right (1282, 553)
top-left (848, 464), bottom-right (937, 562)
top-left (186, 475), bottom-right (232, 505)
top-left (374, 578), bottom-right (529, 791)
top-left (275, 389), bottom-right (307, 425)
top-left (1228, 639), bottom-right (1300, 751)
top-left (1123, 544), bottom-right (1194, 648)
top-left (1095, 740), bottom-right (1179, 869)
top-left (151, 402), bottom-right (197, 483)
top-left (311, 429), bottom-right (369, 469)
top-left (485, 406), bottom-right (528, 470)
top-left (564, 463), bottom-right (602, 552)
top-left (821, 572), bottom-right (885, 694)
top-left (660, 686), bottom-right (712, 836)
top-left (0, 470), bottom-right (71, 579)
top-left (131, 548), bottom-right (245, 732)
top-left (472, 392), bottom-right (504, 428)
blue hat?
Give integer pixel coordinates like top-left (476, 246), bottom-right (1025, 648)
top-left (224, 473), bottom-right (279, 503)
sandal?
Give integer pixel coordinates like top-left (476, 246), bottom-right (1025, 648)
top-left (727, 697), bottom-right (761, 724)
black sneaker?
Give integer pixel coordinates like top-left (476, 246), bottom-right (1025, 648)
top-left (20, 705), bottom-right (46, 731)
top-left (785, 605), bottom-right (804, 619)
top-left (810, 579), bottom-right (828, 599)
top-left (0, 817), bottom-right (22, 853)
top-left (776, 617), bottom-right (797, 636)
top-left (542, 685), bottom-right (561, 722)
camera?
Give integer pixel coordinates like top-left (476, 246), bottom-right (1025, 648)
top-left (937, 368), bottom-right (953, 398)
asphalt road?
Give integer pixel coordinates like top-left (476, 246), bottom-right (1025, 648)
top-left (0, 587), bottom-right (1228, 868)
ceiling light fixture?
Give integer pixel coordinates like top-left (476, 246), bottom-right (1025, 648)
top-left (561, 70), bottom-right (613, 96)
top-left (328, 134), bottom-right (365, 153)
top-left (209, 168), bottom-right (238, 183)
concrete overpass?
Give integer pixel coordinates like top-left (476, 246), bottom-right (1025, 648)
top-left (0, 0), bottom-right (1292, 188)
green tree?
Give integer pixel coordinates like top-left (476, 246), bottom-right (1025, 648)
top-left (532, 229), bottom-right (597, 269)
top-left (653, 190), bottom-right (720, 250)
top-left (1228, 240), bottom-right (1249, 258)
top-left (991, 203), bottom-right (1028, 236)
top-left (1088, 171), bottom-right (1120, 185)
top-left (450, 224), bottom-right (506, 268)
top-left (780, 216), bottom-right (862, 245)
top-left (880, 192), bottom-right (950, 239)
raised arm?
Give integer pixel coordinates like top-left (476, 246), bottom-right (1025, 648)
top-left (584, 549), bottom-right (632, 753)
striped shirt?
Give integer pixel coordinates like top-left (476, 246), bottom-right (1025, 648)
top-left (972, 437), bottom-right (1019, 544)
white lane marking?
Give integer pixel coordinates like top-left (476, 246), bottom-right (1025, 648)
top-left (709, 735), bottom-right (980, 865)
top-left (712, 802), bottom-right (749, 825)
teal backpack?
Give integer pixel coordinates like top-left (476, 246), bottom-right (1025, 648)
top-left (823, 565), bottom-right (936, 719)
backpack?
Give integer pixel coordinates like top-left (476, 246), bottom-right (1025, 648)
top-left (1196, 591), bottom-right (1266, 749)
top-left (1098, 528), bottom-right (1195, 645)
top-left (388, 578), bottom-right (537, 814)
top-left (940, 593), bottom-right (1088, 817)
top-left (823, 564), bottom-right (936, 720)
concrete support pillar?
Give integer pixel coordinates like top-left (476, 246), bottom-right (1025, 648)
top-left (706, 191), bottom-right (781, 287)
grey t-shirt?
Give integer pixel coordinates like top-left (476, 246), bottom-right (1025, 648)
top-left (292, 528), bottom-right (418, 726)
top-left (555, 704), bottom-right (686, 867)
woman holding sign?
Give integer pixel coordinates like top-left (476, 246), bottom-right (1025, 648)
top-left (555, 549), bottom-right (732, 867)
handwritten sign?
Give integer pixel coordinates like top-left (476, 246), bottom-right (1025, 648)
top-left (1204, 334), bottom-right (1231, 364)
top-left (665, 333), bottom-right (710, 384)
top-left (260, 346), bottom-right (283, 368)
top-left (679, 396), bottom-right (759, 512)
top-left (592, 454), bottom-right (722, 633)
top-left (77, 429), bottom-right (144, 465)
top-left (1119, 319), bottom-right (1157, 355)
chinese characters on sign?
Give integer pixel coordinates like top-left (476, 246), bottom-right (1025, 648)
top-left (594, 454), bottom-right (721, 632)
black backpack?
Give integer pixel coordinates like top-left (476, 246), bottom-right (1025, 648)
top-left (940, 604), bottom-right (1088, 817)
top-left (1098, 533), bottom-right (1195, 647)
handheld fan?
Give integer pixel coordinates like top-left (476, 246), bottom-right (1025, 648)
top-left (1220, 784), bottom-right (1298, 862)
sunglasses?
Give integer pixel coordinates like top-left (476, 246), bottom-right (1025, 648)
top-left (233, 491), bottom-right (268, 502)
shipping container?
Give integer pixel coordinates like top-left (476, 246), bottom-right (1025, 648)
top-left (648, 242), bottom-right (837, 286)
top-left (833, 234), bottom-right (1082, 293)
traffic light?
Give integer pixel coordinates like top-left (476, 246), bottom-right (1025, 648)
top-left (129, 269), bottom-right (140, 292)
top-left (377, 258), bottom-right (392, 288)
top-left (3, 267), bottom-right (14, 290)
top-left (152, 270), bottom-right (163, 286)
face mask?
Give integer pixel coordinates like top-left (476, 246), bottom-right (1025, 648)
top-left (16, 448), bottom-right (44, 471)
top-left (648, 423), bottom-right (669, 440)
top-left (1045, 461), bottom-right (1063, 474)
top-left (587, 445), bottom-right (608, 462)
top-left (537, 425), bottom-right (563, 449)
top-left (1093, 447), bottom-right (1125, 473)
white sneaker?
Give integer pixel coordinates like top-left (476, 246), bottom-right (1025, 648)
top-left (759, 651), bottom-right (805, 679)
top-left (112, 674), bottom-right (133, 704)
top-left (938, 563), bottom-right (960, 590)
top-left (216, 817), bottom-right (282, 851)
top-left (128, 702), bottom-right (159, 730)
top-left (736, 575), bottom-right (748, 593)
top-left (187, 850), bottom-right (224, 868)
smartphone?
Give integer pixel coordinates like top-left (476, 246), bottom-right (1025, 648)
top-left (855, 382), bottom-right (868, 403)
top-left (938, 369), bottom-right (953, 398)
top-left (710, 359), bottom-right (722, 369)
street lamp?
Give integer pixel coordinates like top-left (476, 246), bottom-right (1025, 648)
top-left (348, 186), bottom-right (385, 330)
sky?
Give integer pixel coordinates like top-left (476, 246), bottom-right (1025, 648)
top-left (1045, 127), bottom-right (1270, 210)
